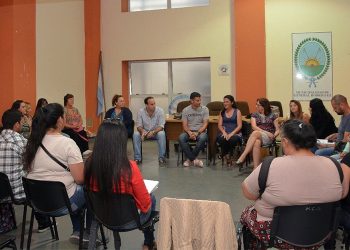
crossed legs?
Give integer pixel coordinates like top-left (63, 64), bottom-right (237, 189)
top-left (237, 130), bottom-right (263, 169)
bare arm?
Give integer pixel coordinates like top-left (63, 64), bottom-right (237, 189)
top-left (198, 119), bottom-right (209, 134)
top-left (242, 182), bottom-right (258, 201)
top-left (218, 114), bottom-right (226, 135)
top-left (69, 162), bottom-right (84, 184)
top-left (273, 118), bottom-right (280, 138)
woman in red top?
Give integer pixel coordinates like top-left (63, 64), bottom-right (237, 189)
top-left (84, 119), bottom-right (156, 250)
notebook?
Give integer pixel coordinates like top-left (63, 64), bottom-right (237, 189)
top-left (144, 179), bottom-right (159, 194)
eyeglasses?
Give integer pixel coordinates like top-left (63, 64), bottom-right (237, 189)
top-left (103, 118), bottom-right (121, 124)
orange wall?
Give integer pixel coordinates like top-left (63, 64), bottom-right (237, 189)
top-left (0, 0), bottom-right (36, 118)
top-left (235, 0), bottom-right (266, 112)
top-left (0, 1), bottom-right (14, 115)
top-left (84, 0), bottom-right (101, 132)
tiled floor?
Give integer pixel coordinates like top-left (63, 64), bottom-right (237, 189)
top-left (0, 141), bottom-right (337, 249)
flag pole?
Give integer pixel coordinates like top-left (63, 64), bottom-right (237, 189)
top-left (99, 51), bottom-right (107, 115)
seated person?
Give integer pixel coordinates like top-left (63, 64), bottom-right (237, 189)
top-left (105, 94), bottom-right (133, 138)
top-left (23, 103), bottom-right (92, 244)
top-left (62, 94), bottom-right (89, 154)
top-left (315, 95), bottom-right (350, 156)
top-left (288, 99), bottom-right (310, 123)
top-left (241, 120), bottom-right (350, 249)
top-left (0, 109), bottom-right (51, 232)
top-left (133, 96), bottom-right (166, 165)
top-left (236, 98), bottom-right (279, 169)
top-left (179, 92), bottom-right (209, 167)
top-left (217, 95), bottom-right (242, 167)
top-left (85, 120), bottom-right (156, 250)
top-left (11, 100), bottom-right (31, 139)
top-left (309, 98), bottom-right (338, 139)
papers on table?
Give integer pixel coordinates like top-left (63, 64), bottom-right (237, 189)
top-left (144, 179), bottom-right (159, 194)
top-left (317, 139), bottom-right (335, 146)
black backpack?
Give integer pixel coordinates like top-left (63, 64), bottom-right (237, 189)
top-left (258, 156), bottom-right (344, 199)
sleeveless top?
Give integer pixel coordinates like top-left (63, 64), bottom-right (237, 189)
top-left (252, 112), bottom-right (277, 134)
top-left (221, 109), bottom-right (241, 136)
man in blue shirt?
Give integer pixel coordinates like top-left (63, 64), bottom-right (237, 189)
top-left (133, 96), bottom-right (166, 165)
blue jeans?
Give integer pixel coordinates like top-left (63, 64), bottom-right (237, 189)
top-left (178, 132), bottom-right (208, 161)
top-left (133, 131), bottom-right (166, 161)
top-left (49, 185), bottom-right (91, 232)
top-left (111, 194), bottom-right (156, 246)
top-left (315, 147), bottom-right (335, 156)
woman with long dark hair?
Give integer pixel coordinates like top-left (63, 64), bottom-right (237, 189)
top-left (309, 98), bottom-right (337, 139)
top-left (11, 99), bottom-right (31, 138)
top-left (23, 103), bottom-right (91, 244)
top-left (217, 95), bottom-right (242, 166)
top-left (85, 120), bottom-right (156, 250)
top-left (236, 98), bottom-right (280, 169)
top-left (35, 98), bottom-right (48, 113)
top-left (105, 94), bottom-right (133, 138)
top-left (289, 99), bottom-right (310, 123)
top-left (62, 94), bottom-right (89, 154)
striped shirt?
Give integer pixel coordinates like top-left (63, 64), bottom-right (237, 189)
top-left (0, 129), bottom-right (27, 201)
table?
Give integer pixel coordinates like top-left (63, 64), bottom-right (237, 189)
top-left (164, 115), bottom-right (219, 162)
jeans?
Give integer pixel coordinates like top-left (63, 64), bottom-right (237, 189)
top-left (49, 185), bottom-right (92, 233)
top-left (133, 131), bottom-right (166, 161)
top-left (315, 147), bottom-right (335, 156)
top-left (111, 194), bottom-right (156, 247)
top-left (178, 132), bottom-right (208, 161)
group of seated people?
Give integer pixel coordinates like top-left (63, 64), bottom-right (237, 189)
top-left (1, 92), bottom-right (350, 249)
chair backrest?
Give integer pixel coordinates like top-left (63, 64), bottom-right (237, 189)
top-left (22, 177), bottom-right (72, 215)
top-left (271, 202), bottom-right (341, 247)
top-left (206, 101), bottom-right (224, 116)
top-left (0, 172), bottom-right (15, 202)
top-left (236, 101), bottom-right (250, 116)
top-left (270, 101), bottom-right (283, 117)
top-left (176, 100), bottom-right (191, 113)
top-left (85, 190), bottom-right (141, 230)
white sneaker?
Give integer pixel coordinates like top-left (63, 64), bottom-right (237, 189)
top-left (183, 160), bottom-right (192, 167)
top-left (194, 159), bottom-right (204, 168)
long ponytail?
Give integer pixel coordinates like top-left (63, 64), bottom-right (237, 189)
top-left (23, 103), bottom-right (64, 171)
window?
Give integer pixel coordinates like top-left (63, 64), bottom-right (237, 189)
top-left (129, 0), bottom-right (209, 12)
top-left (129, 59), bottom-right (211, 115)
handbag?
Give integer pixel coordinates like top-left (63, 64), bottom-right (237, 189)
top-left (40, 143), bottom-right (70, 171)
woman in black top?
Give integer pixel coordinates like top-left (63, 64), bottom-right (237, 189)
top-left (309, 98), bottom-right (337, 139)
top-left (105, 95), bottom-right (133, 138)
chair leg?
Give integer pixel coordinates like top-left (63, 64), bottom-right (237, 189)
top-left (113, 231), bottom-right (121, 250)
top-left (99, 224), bottom-right (107, 249)
top-left (20, 204), bottom-right (27, 250)
top-left (9, 203), bottom-right (17, 229)
top-left (88, 218), bottom-right (98, 250)
top-left (26, 209), bottom-right (35, 250)
top-left (79, 209), bottom-right (85, 250)
top-left (51, 217), bottom-right (59, 240)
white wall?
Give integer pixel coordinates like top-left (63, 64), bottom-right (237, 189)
top-left (101, 0), bottom-right (233, 110)
top-left (36, 0), bottom-right (86, 122)
top-left (266, 0), bottom-right (350, 123)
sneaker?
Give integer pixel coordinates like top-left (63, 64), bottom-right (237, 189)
top-left (183, 159), bottom-right (192, 167)
top-left (194, 159), bottom-right (204, 168)
top-left (158, 158), bottom-right (166, 165)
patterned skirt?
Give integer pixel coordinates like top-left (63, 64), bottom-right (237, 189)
top-left (240, 205), bottom-right (320, 250)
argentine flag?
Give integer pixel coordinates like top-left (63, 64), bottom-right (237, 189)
top-left (97, 63), bottom-right (105, 116)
